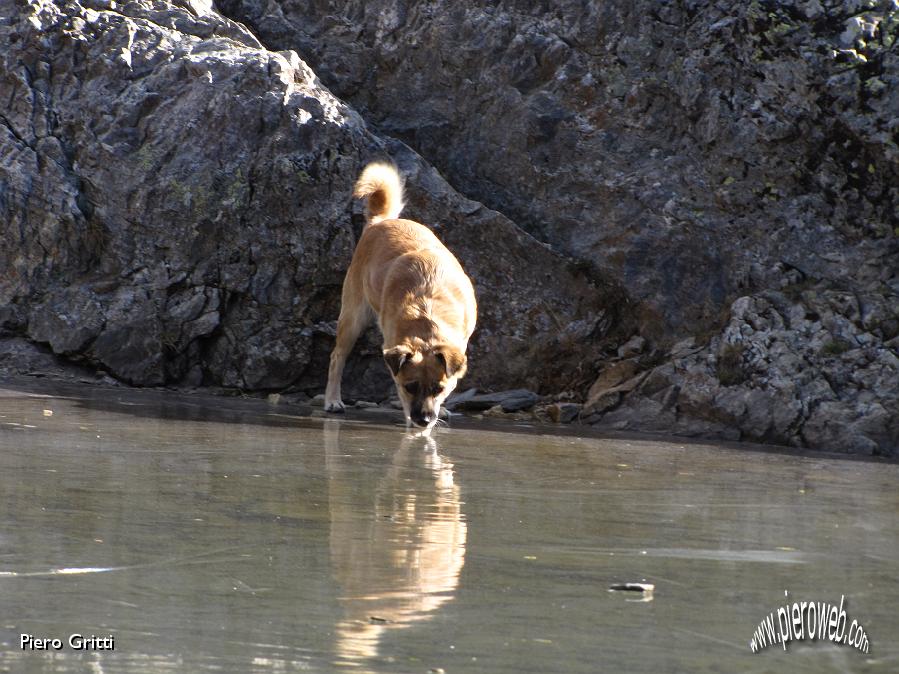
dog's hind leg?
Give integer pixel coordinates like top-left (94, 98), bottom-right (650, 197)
top-left (325, 283), bottom-right (372, 413)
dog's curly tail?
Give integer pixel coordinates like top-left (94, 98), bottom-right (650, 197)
top-left (353, 161), bottom-right (405, 225)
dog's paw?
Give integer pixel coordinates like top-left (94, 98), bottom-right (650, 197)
top-left (324, 400), bottom-right (346, 414)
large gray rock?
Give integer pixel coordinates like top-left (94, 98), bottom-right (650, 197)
top-left (449, 388), bottom-right (540, 413)
top-left (600, 291), bottom-right (899, 454)
top-left (0, 0), bottom-right (620, 398)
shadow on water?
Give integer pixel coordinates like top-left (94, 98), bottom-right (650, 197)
top-left (2, 375), bottom-right (894, 465)
top-left (0, 377), bottom-right (325, 430)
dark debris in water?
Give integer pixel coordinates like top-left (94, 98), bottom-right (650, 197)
top-left (608, 582), bottom-right (655, 593)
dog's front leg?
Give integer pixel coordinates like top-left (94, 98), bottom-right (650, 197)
top-left (324, 347), bottom-right (348, 413)
top-left (324, 293), bottom-right (371, 413)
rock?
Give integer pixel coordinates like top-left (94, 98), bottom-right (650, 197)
top-left (605, 292), bottom-right (898, 453)
top-left (609, 582), bottom-right (654, 594)
top-left (617, 336), bottom-right (646, 358)
top-left (584, 371), bottom-right (647, 416)
top-left (444, 387), bottom-right (478, 411)
top-left (638, 366), bottom-right (676, 398)
top-left (92, 316), bottom-right (165, 386)
top-left (0, 0), bottom-right (619, 401)
top-left (546, 402), bottom-right (581, 423)
top-left (482, 404), bottom-right (533, 421)
top-left (584, 391), bottom-right (622, 417)
top-left (27, 288), bottom-right (105, 355)
top-left (803, 402), bottom-right (877, 455)
top-left (0, 337), bottom-right (70, 377)
top-left (531, 404), bottom-right (553, 423)
top-left (451, 389), bottom-right (539, 413)
top-left (669, 337), bottom-right (699, 357)
top-left (586, 361), bottom-right (639, 402)
top-left (482, 404), bottom-right (507, 418)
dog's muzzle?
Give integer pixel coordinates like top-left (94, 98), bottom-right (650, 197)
top-left (411, 410), bottom-right (436, 427)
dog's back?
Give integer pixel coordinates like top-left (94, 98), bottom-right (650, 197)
top-left (349, 165), bottom-right (475, 344)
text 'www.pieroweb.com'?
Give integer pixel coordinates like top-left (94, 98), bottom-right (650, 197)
top-left (750, 593), bottom-right (869, 653)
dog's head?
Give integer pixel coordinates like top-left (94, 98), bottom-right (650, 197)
top-left (383, 342), bottom-right (467, 429)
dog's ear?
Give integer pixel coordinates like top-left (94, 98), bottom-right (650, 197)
top-left (383, 345), bottom-right (412, 377)
top-left (435, 345), bottom-right (467, 379)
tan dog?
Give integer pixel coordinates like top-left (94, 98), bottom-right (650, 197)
top-left (324, 162), bottom-right (477, 431)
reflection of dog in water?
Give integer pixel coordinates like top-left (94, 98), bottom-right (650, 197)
top-left (324, 162), bottom-right (477, 433)
top-left (323, 420), bottom-right (466, 663)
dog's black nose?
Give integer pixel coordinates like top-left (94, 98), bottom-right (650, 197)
top-left (411, 411), bottom-right (434, 427)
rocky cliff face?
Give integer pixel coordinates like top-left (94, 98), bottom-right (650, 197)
top-left (2, 0), bottom-right (897, 454)
top-left (216, 0), bottom-right (899, 331)
top-left (0, 0), bottom-right (620, 400)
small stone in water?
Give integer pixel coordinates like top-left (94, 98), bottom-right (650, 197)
top-left (609, 582), bottom-right (654, 593)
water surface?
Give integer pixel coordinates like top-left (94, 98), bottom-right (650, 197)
top-left (0, 381), bottom-right (897, 673)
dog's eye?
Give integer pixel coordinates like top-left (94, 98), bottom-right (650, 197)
top-left (404, 382), bottom-right (419, 395)
top-left (431, 384), bottom-right (444, 396)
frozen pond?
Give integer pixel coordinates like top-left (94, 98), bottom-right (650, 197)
top-left (1, 381), bottom-right (897, 673)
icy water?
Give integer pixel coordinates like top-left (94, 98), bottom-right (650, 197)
top-left (0, 382), bottom-right (897, 674)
